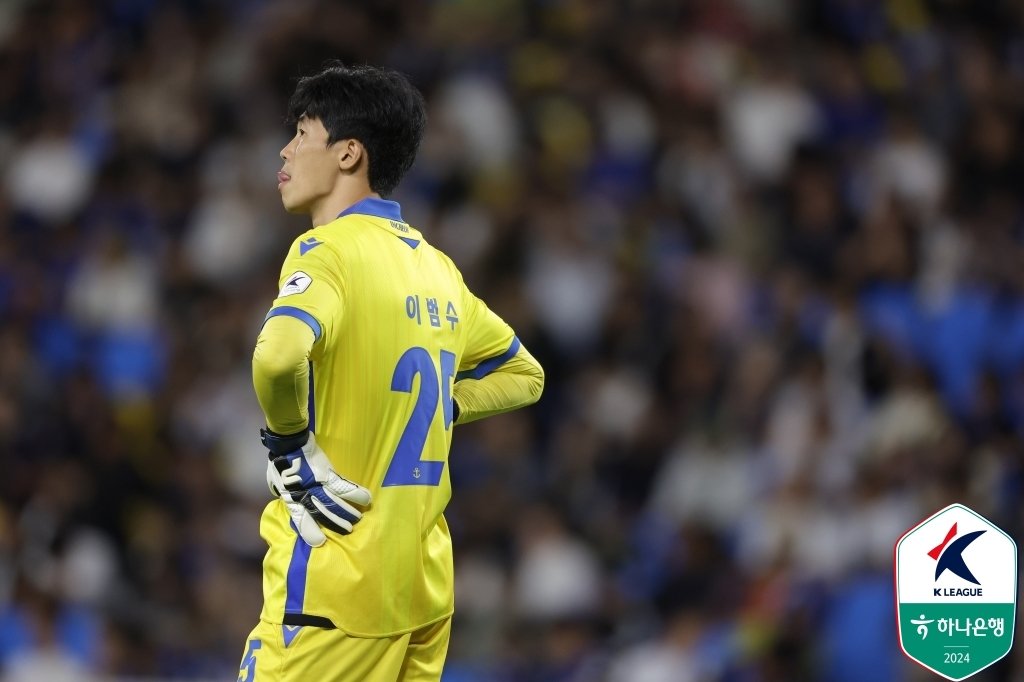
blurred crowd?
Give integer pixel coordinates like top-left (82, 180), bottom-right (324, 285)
top-left (2, 0), bottom-right (1024, 680)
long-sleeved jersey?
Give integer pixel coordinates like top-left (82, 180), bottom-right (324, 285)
top-left (252, 197), bottom-right (543, 637)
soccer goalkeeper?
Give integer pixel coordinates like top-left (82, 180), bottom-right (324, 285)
top-left (236, 63), bottom-right (543, 682)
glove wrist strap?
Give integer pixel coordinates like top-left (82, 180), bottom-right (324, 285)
top-left (261, 427), bottom-right (310, 457)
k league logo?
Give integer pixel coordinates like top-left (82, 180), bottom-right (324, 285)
top-left (895, 504), bottom-right (1017, 681)
top-left (930, 523), bottom-right (985, 594)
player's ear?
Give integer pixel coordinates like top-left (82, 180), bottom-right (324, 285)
top-left (336, 139), bottom-right (363, 172)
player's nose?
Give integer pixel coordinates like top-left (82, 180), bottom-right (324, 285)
top-left (280, 138), bottom-right (294, 161)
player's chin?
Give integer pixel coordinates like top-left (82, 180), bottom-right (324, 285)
top-left (279, 191), bottom-right (307, 215)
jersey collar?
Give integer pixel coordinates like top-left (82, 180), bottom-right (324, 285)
top-left (337, 197), bottom-right (404, 222)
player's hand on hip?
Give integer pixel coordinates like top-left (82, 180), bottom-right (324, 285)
top-left (262, 428), bottom-right (372, 546)
top-left (266, 461), bottom-right (330, 547)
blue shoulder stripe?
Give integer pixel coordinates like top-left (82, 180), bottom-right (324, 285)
top-left (456, 336), bottom-right (521, 381)
top-left (264, 306), bottom-right (322, 342)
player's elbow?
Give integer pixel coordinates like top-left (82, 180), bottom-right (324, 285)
top-left (513, 344), bottom-right (544, 407)
top-left (524, 360), bottom-right (544, 406)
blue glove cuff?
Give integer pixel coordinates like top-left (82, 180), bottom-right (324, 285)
top-left (261, 427), bottom-right (309, 457)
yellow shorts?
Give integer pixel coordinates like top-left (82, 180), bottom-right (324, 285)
top-left (236, 617), bottom-right (451, 682)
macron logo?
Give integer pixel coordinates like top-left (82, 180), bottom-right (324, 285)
top-left (299, 237), bottom-right (323, 255)
top-left (929, 522), bottom-right (986, 585)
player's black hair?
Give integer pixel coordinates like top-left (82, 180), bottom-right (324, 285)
top-left (287, 62), bottom-right (426, 196)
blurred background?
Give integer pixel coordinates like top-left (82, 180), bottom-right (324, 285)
top-left (1, 0), bottom-right (1024, 680)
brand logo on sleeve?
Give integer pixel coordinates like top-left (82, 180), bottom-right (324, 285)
top-left (299, 237), bottom-right (323, 255)
top-left (279, 271), bottom-right (312, 297)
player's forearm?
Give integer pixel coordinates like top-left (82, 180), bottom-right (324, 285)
top-left (252, 315), bottom-right (315, 435)
top-left (453, 345), bottom-right (544, 424)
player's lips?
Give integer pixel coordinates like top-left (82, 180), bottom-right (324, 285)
top-left (277, 171), bottom-right (290, 188)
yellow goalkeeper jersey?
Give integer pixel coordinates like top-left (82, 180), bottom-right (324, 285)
top-left (257, 198), bottom-right (520, 638)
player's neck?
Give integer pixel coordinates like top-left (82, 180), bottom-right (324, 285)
top-left (310, 184), bottom-right (379, 228)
